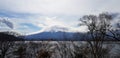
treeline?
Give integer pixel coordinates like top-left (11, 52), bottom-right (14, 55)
top-left (0, 41), bottom-right (120, 58)
top-left (0, 31), bottom-right (24, 41)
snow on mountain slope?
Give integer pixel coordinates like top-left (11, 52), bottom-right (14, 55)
top-left (42, 26), bottom-right (69, 32)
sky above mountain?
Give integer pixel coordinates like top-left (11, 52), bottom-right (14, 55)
top-left (0, 0), bottom-right (120, 34)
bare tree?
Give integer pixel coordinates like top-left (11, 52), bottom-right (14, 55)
top-left (73, 42), bottom-right (90, 58)
top-left (37, 49), bottom-right (52, 58)
top-left (79, 12), bottom-right (112, 58)
top-left (13, 46), bottom-right (26, 58)
top-left (0, 41), bottom-right (14, 58)
top-left (35, 41), bottom-right (57, 58)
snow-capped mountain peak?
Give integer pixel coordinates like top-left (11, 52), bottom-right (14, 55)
top-left (41, 25), bottom-right (69, 32)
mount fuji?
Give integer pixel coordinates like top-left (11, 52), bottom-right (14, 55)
top-left (24, 26), bottom-right (85, 40)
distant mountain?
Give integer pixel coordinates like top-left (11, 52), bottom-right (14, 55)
top-left (24, 25), bottom-right (120, 41)
top-left (25, 26), bottom-right (85, 40)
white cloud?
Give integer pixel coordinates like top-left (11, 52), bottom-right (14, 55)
top-left (71, 26), bottom-right (88, 32)
top-left (43, 17), bottom-right (67, 27)
top-left (0, 17), bottom-right (14, 29)
top-left (28, 16), bottom-right (88, 33)
top-left (35, 17), bottom-right (72, 32)
top-left (5, 15), bottom-right (87, 34)
top-left (0, 0), bottom-right (120, 15)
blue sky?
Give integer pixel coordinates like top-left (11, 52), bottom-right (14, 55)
top-left (0, 0), bottom-right (120, 34)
